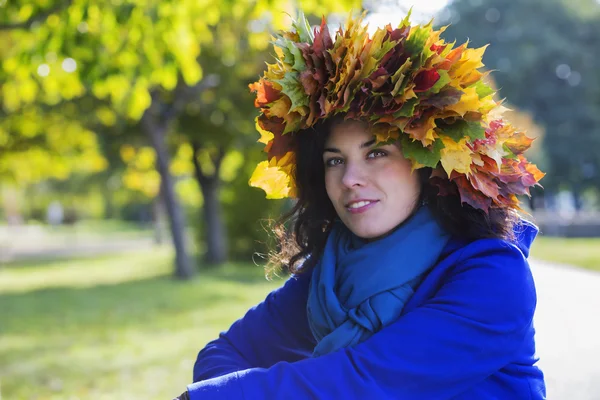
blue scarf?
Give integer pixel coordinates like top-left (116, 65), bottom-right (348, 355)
top-left (307, 206), bottom-right (450, 356)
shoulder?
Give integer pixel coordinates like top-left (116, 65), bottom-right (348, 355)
top-left (428, 234), bottom-right (538, 324)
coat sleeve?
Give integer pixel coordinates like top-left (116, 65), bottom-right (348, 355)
top-left (192, 271), bottom-right (315, 383)
top-left (188, 241), bottom-right (537, 399)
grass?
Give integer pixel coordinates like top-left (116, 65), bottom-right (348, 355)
top-left (531, 236), bottom-right (600, 272)
top-left (0, 249), bottom-right (282, 400)
top-left (1, 234), bottom-right (597, 399)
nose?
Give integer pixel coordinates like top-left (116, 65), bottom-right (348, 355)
top-left (341, 162), bottom-right (367, 189)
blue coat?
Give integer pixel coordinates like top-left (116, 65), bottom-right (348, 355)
top-left (188, 222), bottom-right (546, 399)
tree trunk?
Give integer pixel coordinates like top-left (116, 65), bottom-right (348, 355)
top-left (191, 142), bottom-right (228, 265)
top-left (152, 193), bottom-right (167, 245)
top-left (143, 119), bottom-right (195, 279)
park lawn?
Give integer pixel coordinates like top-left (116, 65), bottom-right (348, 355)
top-left (0, 248), bottom-right (283, 400)
top-left (530, 236), bottom-right (600, 272)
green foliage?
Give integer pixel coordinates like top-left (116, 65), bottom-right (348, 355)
top-left (0, 0), bottom-right (362, 262)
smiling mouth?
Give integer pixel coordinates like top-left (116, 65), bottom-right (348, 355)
top-left (345, 200), bottom-right (379, 213)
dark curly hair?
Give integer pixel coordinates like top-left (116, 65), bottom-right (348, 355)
top-left (267, 116), bottom-right (520, 276)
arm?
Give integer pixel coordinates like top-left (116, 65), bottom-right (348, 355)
top-left (192, 271), bottom-right (315, 382)
top-left (188, 240), bottom-right (537, 399)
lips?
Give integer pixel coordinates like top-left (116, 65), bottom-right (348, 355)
top-left (345, 199), bottom-right (379, 214)
top-left (346, 199), bottom-right (376, 208)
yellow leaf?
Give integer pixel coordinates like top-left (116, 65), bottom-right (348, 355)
top-left (265, 96), bottom-right (291, 119)
top-left (249, 160), bottom-right (293, 199)
top-left (446, 86), bottom-right (480, 117)
top-left (256, 116), bottom-right (274, 145)
top-left (452, 45), bottom-right (487, 79)
top-left (440, 136), bottom-right (473, 176)
top-left (478, 94), bottom-right (498, 114)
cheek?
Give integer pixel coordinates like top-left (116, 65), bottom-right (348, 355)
top-left (380, 161), bottom-right (419, 198)
top-left (324, 171), bottom-right (339, 200)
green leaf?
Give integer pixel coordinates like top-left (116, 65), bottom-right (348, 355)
top-left (276, 72), bottom-right (309, 112)
top-left (400, 135), bottom-right (444, 167)
top-left (399, 7), bottom-right (413, 29)
top-left (471, 80), bottom-right (495, 99)
top-left (437, 120), bottom-right (486, 142)
top-left (272, 38), bottom-right (306, 71)
top-left (405, 25), bottom-right (430, 56)
top-left (294, 11), bottom-right (314, 44)
top-left (394, 98), bottom-right (419, 117)
top-left (405, 22), bottom-right (434, 69)
top-left (390, 59), bottom-right (412, 97)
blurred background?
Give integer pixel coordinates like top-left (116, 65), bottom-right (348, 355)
top-left (0, 0), bottom-right (599, 398)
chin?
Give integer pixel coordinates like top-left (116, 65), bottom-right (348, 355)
top-left (348, 223), bottom-right (388, 240)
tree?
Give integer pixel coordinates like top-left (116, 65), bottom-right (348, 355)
top-left (1, 0), bottom-right (361, 277)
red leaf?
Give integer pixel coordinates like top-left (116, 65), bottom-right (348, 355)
top-left (430, 43), bottom-right (447, 54)
top-left (300, 70), bottom-right (318, 96)
top-left (313, 17), bottom-right (334, 54)
top-left (249, 81), bottom-right (281, 107)
top-left (469, 170), bottom-right (500, 200)
top-left (267, 129), bottom-right (296, 161)
top-left (414, 69), bottom-right (441, 92)
top-left (258, 115), bottom-right (285, 138)
top-left (452, 173), bottom-right (492, 212)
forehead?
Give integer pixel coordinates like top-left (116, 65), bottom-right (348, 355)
top-left (325, 120), bottom-right (373, 146)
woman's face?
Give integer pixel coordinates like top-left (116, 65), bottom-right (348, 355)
top-left (323, 120), bottom-right (421, 240)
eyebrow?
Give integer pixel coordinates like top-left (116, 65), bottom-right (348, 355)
top-left (323, 138), bottom-right (377, 154)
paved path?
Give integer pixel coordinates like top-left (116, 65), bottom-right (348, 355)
top-left (530, 259), bottom-right (600, 400)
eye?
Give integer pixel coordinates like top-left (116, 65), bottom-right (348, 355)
top-left (367, 149), bottom-right (387, 159)
top-left (325, 157), bottom-right (344, 167)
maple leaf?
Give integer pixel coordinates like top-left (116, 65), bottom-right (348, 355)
top-left (413, 69), bottom-right (441, 92)
top-left (273, 37), bottom-right (306, 72)
top-left (292, 11), bottom-right (314, 44)
top-left (276, 72), bottom-right (309, 113)
top-left (423, 69), bottom-right (450, 95)
top-left (453, 173), bottom-right (491, 212)
top-left (300, 70), bottom-right (319, 96)
top-left (452, 45), bottom-right (488, 81)
top-left (504, 130), bottom-right (535, 155)
top-left (248, 80), bottom-right (281, 107)
top-left (437, 43), bottom-right (466, 70)
top-left (404, 114), bottom-right (437, 146)
top-left (249, 151), bottom-right (296, 199)
top-left (264, 96), bottom-right (291, 119)
top-left (471, 80), bottom-right (495, 99)
top-left (255, 116), bottom-right (274, 145)
top-left (445, 86), bottom-right (480, 117)
top-left (257, 114), bottom-right (285, 137)
top-left (437, 119), bottom-right (486, 142)
top-left (421, 87), bottom-right (463, 109)
top-left (267, 129), bottom-right (297, 160)
top-left (468, 169), bottom-right (500, 200)
top-left (400, 135), bottom-right (444, 168)
top-left (394, 98), bottom-right (419, 117)
top-left (372, 123), bottom-right (400, 143)
top-left (313, 17), bottom-right (333, 54)
top-left (405, 21), bottom-right (435, 69)
top-left (440, 136), bottom-right (473, 176)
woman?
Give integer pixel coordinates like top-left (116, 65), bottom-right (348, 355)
top-left (175, 11), bottom-right (546, 399)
